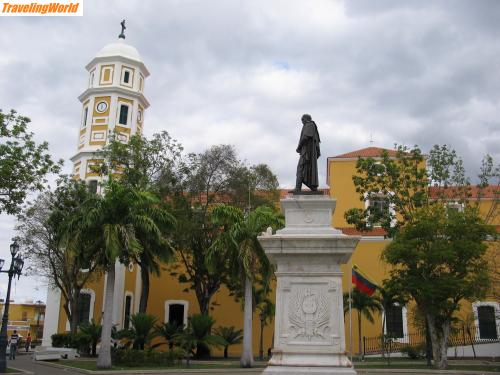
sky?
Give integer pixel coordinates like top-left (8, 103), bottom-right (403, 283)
top-left (0, 0), bottom-right (499, 303)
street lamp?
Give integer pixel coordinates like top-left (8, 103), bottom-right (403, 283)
top-left (0, 240), bottom-right (24, 373)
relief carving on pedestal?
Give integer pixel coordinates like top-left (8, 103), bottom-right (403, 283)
top-left (288, 287), bottom-right (330, 341)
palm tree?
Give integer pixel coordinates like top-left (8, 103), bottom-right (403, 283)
top-left (208, 204), bottom-right (282, 368)
top-left (79, 319), bottom-right (102, 357)
top-left (174, 314), bottom-right (224, 362)
top-left (254, 285), bottom-right (275, 360)
top-left (119, 313), bottom-right (158, 350)
top-left (134, 201), bottom-right (176, 313)
top-left (344, 288), bottom-right (382, 356)
top-left (71, 181), bottom-right (167, 368)
top-left (214, 326), bottom-right (243, 358)
top-left (156, 322), bottom-right (183, 349)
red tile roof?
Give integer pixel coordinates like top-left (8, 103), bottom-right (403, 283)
top-left (339, 227), bottom-right (388, 237)
top-left (329, 147), bottom-right (399, 159)
top-left (429, 185), bottom-right (499, 199)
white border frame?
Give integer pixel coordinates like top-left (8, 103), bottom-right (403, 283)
top-left (164, 300), bottom-right (189, 327)
top-left (383, 304), bottom-right (408, 343)
top-left (472, 301), bottom-right (500, 340)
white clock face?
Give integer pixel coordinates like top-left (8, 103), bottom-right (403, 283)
top-left (96, 101), bottom-right (108, 113)
top-left (137, 110), bottom-right (142, 123)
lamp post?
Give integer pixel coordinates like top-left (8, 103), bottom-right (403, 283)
top-left (0, 241), bottom-right (24, 373)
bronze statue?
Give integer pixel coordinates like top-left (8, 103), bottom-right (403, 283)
top-left (119, 20), bottom-right (126, 39)
top-left (291, 114), bottom-right (321, 193)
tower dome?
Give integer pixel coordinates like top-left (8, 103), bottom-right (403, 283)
top-left (95, 39), bottom-right (142, 63)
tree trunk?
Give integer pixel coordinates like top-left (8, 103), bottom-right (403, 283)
top-left (427, 314), bottom-right (449, 369)
top-left (240, 276), bottom-right (254, 368)
top-left (358, 311), bottom-right (362, 357)
top-left (139, 264), bottom-right (149, 313)
top-left (224, 346), bottom-right (228, 359)
top-left (97, 266), bottom-right (115, 369)
top-left (70, 291), bottom-right (80, 335)
top-left (425, 317), bottom-right (432, 366)
top-left (259, 318), bottom-right (264, 360)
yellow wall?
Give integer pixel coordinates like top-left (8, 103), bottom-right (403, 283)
top-left (0, 303), bottom-right (45, 339)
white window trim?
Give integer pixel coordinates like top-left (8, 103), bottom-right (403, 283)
top-left (120, 66), bottom-right (134, 88)
top-left (123, 292), bottom-right (134, 329)
top-left (89, 69), bottom-right (95, 88)
top-left (164, 300), bottom-right (189, 328)
top-left (66, 289), bottom-right (96, 330)
top-left (100, 66), bottom-right (114, 85)
top-left (383, 304), bottom-right (408, 343)
top-left (365, 191), bottom-right (394, 228)
top-left (472, 301), bottom-right (500, 341)
top-left (117, 103), bottom-right (131, 126)
top-left (81, 106), bottom-right (89, 129)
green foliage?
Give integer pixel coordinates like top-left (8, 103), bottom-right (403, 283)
top-left (400, 344), bottom-right (425, 360)
top-left (118, 313), bottom-right (158, 350)
top-left (174, 314), bottom-right (224, 360)
top-left (383, 205), bottom-right (492, 320)
top-left (0, 109), bottom-right (62, 215)
top-left (17, 176), bottom-right (99, 333)
top-left (51, 332), bottom-right (91, 354)
top-left (343, 288), bottom-right (382, 323)
top-left (167, 144), bottom-right (280, 315)
top-left (155, 322), bottom-right (184, 349)
top-left (214, 326), bottom-right (243, 358)
top-left (111, 348), bottom-right (184, 367)
top-left (95, 132), bottom-right (178, 312)
top-left (79, 320), bottom-right (102, 356)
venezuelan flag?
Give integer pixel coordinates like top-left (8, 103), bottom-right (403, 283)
top-left (352, 266), bottom-right (377, 296)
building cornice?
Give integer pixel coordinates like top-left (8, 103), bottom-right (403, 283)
top-left (78, 86), bottom-right (150, 108)
top-left (85, 55), bottom-right (150, 77)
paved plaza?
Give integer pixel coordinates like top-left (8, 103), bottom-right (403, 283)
top-left (4, 354), bottom-right (499, 375)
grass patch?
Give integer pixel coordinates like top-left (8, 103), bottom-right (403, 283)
top-left (60, 360), bottom-right (266, 371)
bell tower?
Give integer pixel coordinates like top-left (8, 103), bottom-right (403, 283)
top-left (70, 23), bottom-right (150, 190)
top-left (42, 23), bottom-right (150, 347)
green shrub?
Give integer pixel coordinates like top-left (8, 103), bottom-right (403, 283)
top-left (400, 344), bottom-right (425, 359)
top-left (51, 333), bottom-right (72, 348)
top-left (112, 348), bottom-right (185, 367)
top-left (51, 332), bottom-right (91, 355)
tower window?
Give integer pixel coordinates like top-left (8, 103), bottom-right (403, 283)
top-left (124, 71), bottom-right (130, 84)
top-left (82, 107), bottom-right (88, 128)
top-left (119, 105), bottom-right (129, 125)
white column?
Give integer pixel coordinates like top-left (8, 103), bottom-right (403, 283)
top-left (41, 286), bottom-right (61, 347)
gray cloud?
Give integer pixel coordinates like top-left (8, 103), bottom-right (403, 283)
top-left (0, 0), bottom-right (499, 301)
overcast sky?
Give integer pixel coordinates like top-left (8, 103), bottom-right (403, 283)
top-left (1, 0), bottom-right (499, 303)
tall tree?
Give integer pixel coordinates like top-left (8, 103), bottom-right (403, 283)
top-left (16, 176), bottom-right (98, 334)
top-left (71, 181), bottom-right (170, 368)
top-left (382, 205), bottom-right (492, 369)
top-left (167, 145), bottom-right (279, 315)
top-left (343, 288), bottom-right (381, 356)
top-left (344, 144), bottom-right (496, 369)
top-left (0, 109), bottom-right (61, 214)
top-left (208, 204), bottom-right (282, 367)
top-left (96, 132), bottom-right (179, 312)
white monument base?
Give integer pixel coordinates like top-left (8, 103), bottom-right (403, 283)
top-left (258, 194), bottom-right (360, 375)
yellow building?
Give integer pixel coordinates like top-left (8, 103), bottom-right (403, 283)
top-left (0, 300), bottom-right (45, 341)
top-left (42, 33), bottom-right (499, 358)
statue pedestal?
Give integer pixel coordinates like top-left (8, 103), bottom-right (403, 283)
top-left (258, 195), bottom-right (360, 375)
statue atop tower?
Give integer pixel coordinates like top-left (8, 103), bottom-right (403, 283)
top-left (119, 19), bottom-right (126, 39)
